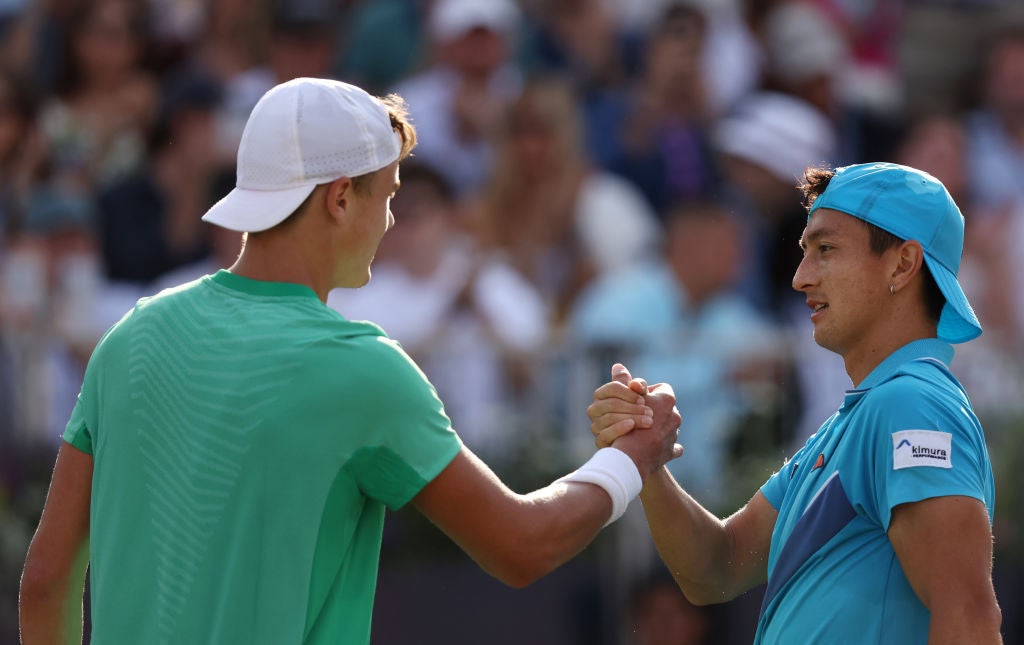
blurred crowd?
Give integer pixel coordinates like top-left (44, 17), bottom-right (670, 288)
top-left (3, 0), bottom-right (1024, 642)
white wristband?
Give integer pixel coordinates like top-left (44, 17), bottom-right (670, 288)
top-left (556, 447), bottom-right (643, 526)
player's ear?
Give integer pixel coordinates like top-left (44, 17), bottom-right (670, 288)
top-left (324, 176), bottom-right (355, 224)
top-left (890, 240), bottom-right (924, 293)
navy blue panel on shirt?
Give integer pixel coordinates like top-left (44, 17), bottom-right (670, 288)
top-left (761, 473), bottom-right (857, 614)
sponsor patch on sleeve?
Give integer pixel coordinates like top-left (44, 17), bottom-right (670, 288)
top-left (892, 430), bottom-right (952, 470)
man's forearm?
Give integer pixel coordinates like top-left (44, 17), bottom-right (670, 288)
top-left (927, 597), bottom-right (1002, 645)
top-left (20, 541), bottom-right (88, 644)
top-left (641, 468), bottom-right (770, 604)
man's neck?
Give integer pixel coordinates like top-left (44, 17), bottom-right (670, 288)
top-left (844, 327), bottom-right (936, 388)
top-left (229, 234), bottom-right (332, 303)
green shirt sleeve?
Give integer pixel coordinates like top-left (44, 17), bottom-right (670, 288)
top-left (62, 394), bottom-right (94, 454)
top-left (341, 335), bottom-right (462, 509)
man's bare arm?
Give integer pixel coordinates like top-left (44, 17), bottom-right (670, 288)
top-left (589, 363), bottom-right (777, 604)
top-left (20, 442), bottom-right (93, 644)
top-left (413, 384), bottom-right (682, 588)
top-left (640, 471), bottom-right (776, 604)
top-left (888, 495), bottom-right (1002, 644)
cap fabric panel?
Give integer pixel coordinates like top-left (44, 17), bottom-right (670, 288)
top-left (237, 84), bottom-right (305, 191)
top-left (924, 254), bottom-right (982, 344)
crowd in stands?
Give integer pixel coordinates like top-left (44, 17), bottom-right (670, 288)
top-left (3, 0), bottom-right (1024, 642)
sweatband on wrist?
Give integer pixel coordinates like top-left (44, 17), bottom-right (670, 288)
top-left (555, 447), bottom-right (643, 526)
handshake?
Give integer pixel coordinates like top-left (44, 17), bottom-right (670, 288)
top-left (587, 362), bottom-right (684, 478)
top-left (556, 362), bottom-right (684, 526)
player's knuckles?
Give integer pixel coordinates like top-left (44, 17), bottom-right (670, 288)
top-left (589, 413), bottom-right (619, 436)
top-left (594, 381), bottom-right (633, 401)
top-left (651, 382), bottom-right (676, 397)
top-left (596, 399), bottom-right (646, 419)
top-left (593, 405), bottom-right (614, 423)
top-left (646, 393), bottom-right (677, 416)
top-left (587, 398), bottom-right (620, 419)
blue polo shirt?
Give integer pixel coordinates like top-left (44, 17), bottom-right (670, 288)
top-left (756, 339), bottom-right (994, 644)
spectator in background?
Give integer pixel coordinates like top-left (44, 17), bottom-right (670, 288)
top-left (192, 0), bottom-right (269, 86)
top-left (214, 2), bottom-right (339, 163)
top-left (899, 0), bottom-right (1010, 119)
top-left (328, 161), bottom-right (548, 462)
top-left (38, 0), bottom-right (157, 192)
top-left (808, 0), bottom-right (904, 117)
top-left (963, 22), bottom-right (1024, 379)
top-left (522, 0), bottom-right (641, 168)
top-left (0, 1), bottom-right (87, 98)
top-left (0, 68), bottom-right (44, 447)
top-left (755, 0), bottom-right (905, 165)
top-left (393, 0), bottom-right (522, 195)
top-left (0, 67), bottom-right (43, 240)
top-left (757, 1), bottom-right (848, 119)
top-left (469, 76), bottom-right (661, 324)
top-left (966, 23), bottom-right (1024, 216)
top-left (603, 0), bottom-right (762, 118)
top-left (95, 70), bottom-right (224, 287)
top-left (525, 0), bottom-right (638, 93)
top-left (604, 3), bottom-right (720, 213)
top-left (336, 0), bottom-right (424, 95)
top-left (1, 184), bottom-right (100, 445)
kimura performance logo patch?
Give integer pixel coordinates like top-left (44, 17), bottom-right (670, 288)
top-left (892, 430), bottom-right (953, 470)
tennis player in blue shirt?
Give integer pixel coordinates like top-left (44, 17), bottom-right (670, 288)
top-left (589, 162), bottom-right (1002, 643)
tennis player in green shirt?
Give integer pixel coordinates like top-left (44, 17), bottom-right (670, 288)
top-left (19, 77), bottom-right (682, 644)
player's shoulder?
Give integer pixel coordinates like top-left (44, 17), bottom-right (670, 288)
top-left (862, 358), bottom-right (974, 435)
top-left (296, 309), bottom-right (414, 362)
top-left (128, 274), bottom-right (210, 314)
top-left (876, 357), bottom-right (967, 404)
top-left (339, 331), bottom-right (420, 370)
top-left (313, 330), bottom-right (434, 397)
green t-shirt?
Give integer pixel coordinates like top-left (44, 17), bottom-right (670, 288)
top-left (63, 270), bottom-right (462, 644)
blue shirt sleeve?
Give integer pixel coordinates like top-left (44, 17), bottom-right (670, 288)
top-left (864, 375), bottom-right (993, 530)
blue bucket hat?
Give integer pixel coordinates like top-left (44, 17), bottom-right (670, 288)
top-left (807, 162), bottom-right (982, 343)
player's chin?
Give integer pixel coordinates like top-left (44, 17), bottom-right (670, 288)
top-left (336, 269), bottom-right (372, 290)
top-left (353, 270), bottom-right (372, 288)
top-left (811, 328), bottom-right (841, 354)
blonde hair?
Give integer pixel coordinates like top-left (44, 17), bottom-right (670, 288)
top-left (352, 93), bottom-right (418, 194)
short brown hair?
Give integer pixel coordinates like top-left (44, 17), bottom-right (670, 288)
top-left (798, 166), bottom-right (945, 323)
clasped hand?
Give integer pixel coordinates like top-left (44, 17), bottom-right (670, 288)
top-left (587, 363), bottom-right (683, 479)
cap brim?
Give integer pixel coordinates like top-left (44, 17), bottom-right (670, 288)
top-left (924, 254), bottom-right (982, 344)
top-left (201, 184), bottom-right (317, 232)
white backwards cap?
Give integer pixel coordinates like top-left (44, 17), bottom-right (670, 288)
top-left (202, 77), bottom-right (402, 232)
